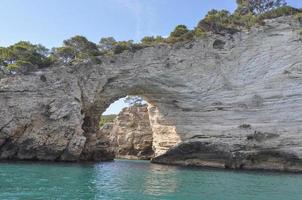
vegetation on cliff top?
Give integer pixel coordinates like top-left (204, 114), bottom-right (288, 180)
top-left (0, 0), bottom-right (301, 74)
top-left (99, 96), bottom-right (145, 128)
top-left (99, 114), bottom-right (116, 128)
top-left (0, 41), bottom-right (53, 73)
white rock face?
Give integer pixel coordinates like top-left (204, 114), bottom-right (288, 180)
top-left (0, 16), bottom-right (302, 171)
top-left (148, 104), bottom-right (181, 157)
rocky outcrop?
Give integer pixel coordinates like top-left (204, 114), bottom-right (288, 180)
top-left (0, 16), bottom-right (302, 172)
top-left (80, 123), bottom-right (115, 161)
top-left (148, 104), bottom-right (181, 157)
top-left (108, 105), bottom-right (154, 160)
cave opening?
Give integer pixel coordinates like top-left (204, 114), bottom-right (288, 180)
top-left (80, 90), bottom-right (181, 162)
top-left (98, 95), bottom-right (155, 160)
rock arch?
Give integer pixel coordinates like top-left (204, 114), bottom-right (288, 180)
top-left (76, 59), bottom-right (184, 160)
top-left (0, 17), bottom-right (302, 171)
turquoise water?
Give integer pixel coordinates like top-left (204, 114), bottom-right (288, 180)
top-left (0, 160), bottom-right (302, 200)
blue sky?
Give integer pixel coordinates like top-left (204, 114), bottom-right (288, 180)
top-left (1, 0), bottom-right (301, 114)
top-left (1, 0), bottom-right (238, 47)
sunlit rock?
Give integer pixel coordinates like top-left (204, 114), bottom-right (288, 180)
top-left (0, 16), bottom-right (302, 172)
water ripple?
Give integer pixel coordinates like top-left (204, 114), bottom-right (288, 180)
top-left (0, 160), bottom-right (302, 200)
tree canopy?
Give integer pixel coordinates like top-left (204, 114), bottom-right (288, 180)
top-left (63, 35), bottom-right (99, 56)
top-left (51, 46), bottom-right (75, 64)
top-left (246, 0), bottom-right (287, 14)
top-left (1, 0), bottom-right (301, 75)
top-left (197, 0), bottom-right (299, 34)
top-left (52, 35), bottom-right (100, 64)
top-left (0, 41), bottom-right (52, 73)
top-left (170, 25), bottom-right (190, 38)
top-left (99, 37), bottom-right (117, 52)
top-left (141, 36), bottom-right (166, 45)
top-left (124, 96), bottom-right (145, 107)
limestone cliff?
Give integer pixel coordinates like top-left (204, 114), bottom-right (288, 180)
top-left (0, 16), bottom-right (302, 172)
top-left (108, 105), bottom-right (154, 160)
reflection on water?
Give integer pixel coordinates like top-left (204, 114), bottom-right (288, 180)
top-left (92, 160), bottom-right (180, 198)
top-left (0, 160), bottom-right (302, 200)
top-left (143, 163), bottom-right (179, 196)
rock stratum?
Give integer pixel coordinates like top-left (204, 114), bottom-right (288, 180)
top-left (0, 16), bottom-right (302, 172)
top-left (107, 106), bottom-right (154, 160)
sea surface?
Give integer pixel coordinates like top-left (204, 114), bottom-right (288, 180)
top-left (0, 159), bottom-right (302, 200)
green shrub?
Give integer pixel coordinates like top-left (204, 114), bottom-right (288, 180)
top-left (230, 12), bottom-right (261, 29)
top-left (168, 32), bottom-right (194, 43)
top-left (167, 25), bottom-right (195, 43)
top-left (99, 37), bottom-right (148, 55)
top-left (51, 46), bottom-right (75, 63)
top-left (124, 96), bottom-right (144, 106)
top-left (130, 43), bottom-right (145, 51)
top-left (2, 2), bottom-right (300, 66)
top-left (154, 36), bottom-right (167, 44)
top-left (141, 36), bottom-right (157, 45)
top-left (294, 12), bottom-right (302, 21)
top-left (6, 60), bottom-right (37, 73)
top-left (141, 36), bottom-right (166, 44)
top-left (52, 35), bottom-right (101, 64)
top-left (63, 35), bottom-right (99, 56)
top-left (259, 6), bottom-right (300, 20)
top-left (0, 41), bottom-right (52, 73)
top-left (197, 9), bottom-right (242, 34)
top-left (247, 0), bottom-right (287, 14)
top-left (169, 25), bottom-right (189, 38)
top-left (113, 40), bottom-right (133, 54)
top-left (202, 9), bottom-right (259, 32)
top-left (197, 5), bottom-right (300, 34)
top-left (99, 37), bottom-right (117, 52)
top-left (193, 28), bottom-right (206, 38)
top-left (99, 114), bottom-right (116, 128)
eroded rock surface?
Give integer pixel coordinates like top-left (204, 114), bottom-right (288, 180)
top-left (80, 123), bottom-right (115, 161)
top-left (0, 16), bottom-right (302, 172)
top-left (108, 106), bottom-right (154, 160)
